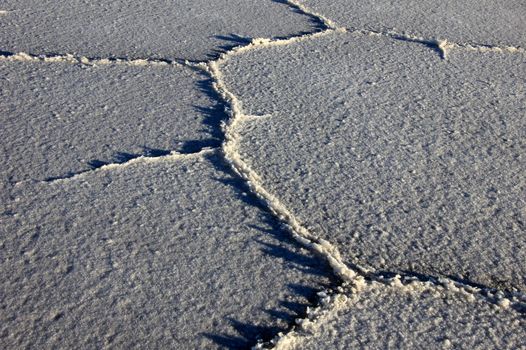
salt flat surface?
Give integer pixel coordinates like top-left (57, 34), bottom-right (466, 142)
top-left (275, 280), bottom-right (525, 349)
top-left (0, 0), bottom-right (317, 61)
top-left (0, 153), bottom-right (332, 349)
top-left (301, 0), bottom-right (526, 47)
top-left (1, 0), bottom-right (525, 348)
top-left (0, 61), bottom-right (218, 185)
top-left (221, 31), bottom-right (526, 291)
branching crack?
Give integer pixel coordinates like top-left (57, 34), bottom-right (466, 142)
top-left (205, 32), bottom-right (526, 300)
top-left (193, 1), bottom-right (526, 347)
top-left (0, 28), bottom-right (522, 73)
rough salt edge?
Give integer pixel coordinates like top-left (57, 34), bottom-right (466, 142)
top-left (0, 52), bottom-right (182, 67)
top-left (259, 276), bottom-right (525, 350)
top-left (18, 148), bottom-right (218, 186)
top-left (257, 289), bottom-right (350, 350)
top-left (0, 31), bottom-right (522, 71)
top-left (204, 29), bottom-right (368, 285)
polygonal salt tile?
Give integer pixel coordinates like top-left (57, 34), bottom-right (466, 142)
top-left (220, 31), bottom-right (526, 290)
top-left (0, 152), bottom-right (333, 349)
top-left (0, 61), bottom-right (218, 186)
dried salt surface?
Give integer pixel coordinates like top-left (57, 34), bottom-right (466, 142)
top-left (0, 0), bottom-right (318, 61)
top-left (273, 280), bottom-right (526, 350)
top-left (0, 153), bottom-right (332, 349)
top-left (220, 31), bottom-right (526, 291)
top-left (0, 61), bottom-right (218, 185)
top-left (300, 0), bottom-right (526, 48)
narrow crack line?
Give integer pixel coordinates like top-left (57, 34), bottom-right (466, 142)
top-left (37, 147), bottom-right (217, 184)
top-left (357, 29), bottom-right (450, 59)
top-left (279, 0), bottom-right (338, 30)
top-left (349, 28), bottom-right (526, 59)
top-left (441, 40), bottom-right (526, 57)
top-left (0, 51), bottom-right (183, 67)
top-left (1, 29), bottom-right (520, 72)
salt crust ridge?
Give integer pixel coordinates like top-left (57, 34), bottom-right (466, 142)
top-left (2, 0), bottom-right (525, 347)
top-left (37, 148), bottom-right (217, 184)
top-left (0, 6), bottom-right (523, 67)
top-left (0, 51), bottom-right (181, 67)
top-left (259, 276), bottom-right (525, 350)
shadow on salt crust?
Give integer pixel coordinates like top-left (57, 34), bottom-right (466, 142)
top-left (0, 153), bottom-right (333, 349)
top-left (0, 61), bottom-right (219, 185)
